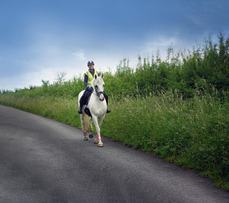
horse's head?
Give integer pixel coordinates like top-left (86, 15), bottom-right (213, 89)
top-left (92, 74), bottom-right (105, 101)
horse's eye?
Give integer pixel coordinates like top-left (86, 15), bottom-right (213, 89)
top-left (95, 85), bottom-right (98, 89)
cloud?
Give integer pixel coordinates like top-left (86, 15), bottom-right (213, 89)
top-left (144, 37), bottom-right (178, 50)
top-left (140, 35), bottom-right (196, 60)
top-left (0, 64), bottom-right (84, 91)
top-left (72, 51), bottom-right (86, 61)
top-left (187, 15), bottom-right (203, 26)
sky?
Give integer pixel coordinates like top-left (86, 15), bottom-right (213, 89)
top-left (0, 0), bottom-right (229, 90)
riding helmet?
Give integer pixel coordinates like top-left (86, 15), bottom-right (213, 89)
top-left (87, 61), bottom-right (95, 67)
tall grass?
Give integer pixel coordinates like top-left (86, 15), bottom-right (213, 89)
top-left (0, 95), bottom-right (80, 127)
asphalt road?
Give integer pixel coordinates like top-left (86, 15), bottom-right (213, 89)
top-left (0, 105), bottom-right (229, 203)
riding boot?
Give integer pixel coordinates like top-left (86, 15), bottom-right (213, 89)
top-left (78, 107), bottom-right (83, 114)
top-left (104, 92), bottom-right (111, 114)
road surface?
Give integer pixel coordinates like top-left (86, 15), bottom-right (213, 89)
top-left (0, 105), bottom-right (228, 203)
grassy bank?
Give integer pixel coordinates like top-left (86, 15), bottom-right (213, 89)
top-left (0, 95), bottom-right (80, 127)
top-left (0, 91), bottom-right (228, 190)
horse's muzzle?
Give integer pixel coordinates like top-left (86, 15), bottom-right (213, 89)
top-left (97, 91), bottom-right (105, 101)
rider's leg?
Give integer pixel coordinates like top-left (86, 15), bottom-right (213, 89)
top-left (78, 89), bottom-right (87, 114)
top-left (103, 92), bottom-right (111, 113)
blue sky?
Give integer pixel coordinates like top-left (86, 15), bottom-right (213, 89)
top-left (0, 0), bottom-right (229, 90)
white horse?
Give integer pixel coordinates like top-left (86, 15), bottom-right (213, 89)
top-left (78, 74), bottom-right (107, 147)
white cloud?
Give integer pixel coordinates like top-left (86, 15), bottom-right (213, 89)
top-left (72, 51), bottom-right (86, 60)
top-left (0, 62), bottom-right (85, 91)
top-left (140, 35), bottom-right (195, 60)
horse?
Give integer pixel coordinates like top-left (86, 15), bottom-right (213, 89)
top-left (78, 74), bottom-right (107, 147)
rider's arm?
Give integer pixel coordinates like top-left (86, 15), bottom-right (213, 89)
top-left (84, 74), bottom-right (88, 88)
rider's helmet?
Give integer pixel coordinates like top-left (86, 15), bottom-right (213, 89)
top-left (87, 61), bottom-right (94, 67)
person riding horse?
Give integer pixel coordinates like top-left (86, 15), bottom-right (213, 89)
top-left (78, 61), bottom-right (111, 114)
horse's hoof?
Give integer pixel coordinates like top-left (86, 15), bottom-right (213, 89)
top-left (84, 137), bottom-right (88, 141)
top-left (89, 133), bottom-right (93, 139)
top-left (94, 140), bottom-right (99, 144)
top-left (98, 143), bottom-right (104, 147)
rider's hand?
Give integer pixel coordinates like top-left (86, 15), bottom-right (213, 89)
top-left (87, 86), bottom-right (92, 91)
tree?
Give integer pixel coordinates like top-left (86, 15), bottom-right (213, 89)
top-left (56, 72), bottom-right (67, 85)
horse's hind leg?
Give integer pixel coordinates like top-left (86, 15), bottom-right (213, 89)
top-left (92, 116), bottom-right (103, 147)
top-left (88, 117), bottom-right (94, 139)
top-left (89, 117), bottom-right (93, 131)
top-left (81, 113), bottom-right (88, 141)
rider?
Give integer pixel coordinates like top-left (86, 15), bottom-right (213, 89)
top-left (78, 60), bottom-right (111, 114)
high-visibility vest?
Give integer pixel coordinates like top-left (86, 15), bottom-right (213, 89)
top-left (85, 70), bottom-right (98, 87)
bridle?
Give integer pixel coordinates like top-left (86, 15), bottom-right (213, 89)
top-left (96, 91), bottom-right (104, 98)
top-left (93, 86), bottom-right (105, 101)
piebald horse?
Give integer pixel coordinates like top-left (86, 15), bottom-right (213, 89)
top-left (78, 74), bottom-right (107, 147)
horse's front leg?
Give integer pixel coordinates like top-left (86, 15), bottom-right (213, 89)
top-left (92, 115), bottom-right (103, 147)
top-left (93, 115), bottom-right (105, 144)
top-left (98, 114), bottom-right (105, 128)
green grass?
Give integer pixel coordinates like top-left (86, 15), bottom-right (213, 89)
top-left (0, 95), bottom-right (80, 127)
top-left (0, 91), bottom-right (228, 190)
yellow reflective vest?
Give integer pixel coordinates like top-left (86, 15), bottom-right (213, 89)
top-left (84, 70), bottom-right (98, 87)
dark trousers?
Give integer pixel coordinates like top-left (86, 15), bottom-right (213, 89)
top-left (79, 88), bottom-right (108, 109)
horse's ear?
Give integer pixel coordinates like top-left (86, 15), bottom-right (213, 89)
top-left (95, 75), bottom-right (97, 79)
top-left (101, 74), bottom-right (104, 78)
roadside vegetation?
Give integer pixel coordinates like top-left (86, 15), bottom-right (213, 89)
top-left (0, 33), bottom-right (228, 190)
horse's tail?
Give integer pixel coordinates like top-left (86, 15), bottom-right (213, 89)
top-left (84, 113), bottom-right (89, 131)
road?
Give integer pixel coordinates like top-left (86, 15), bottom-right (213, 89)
top-left (0, 105), bottom-right (228, 203)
